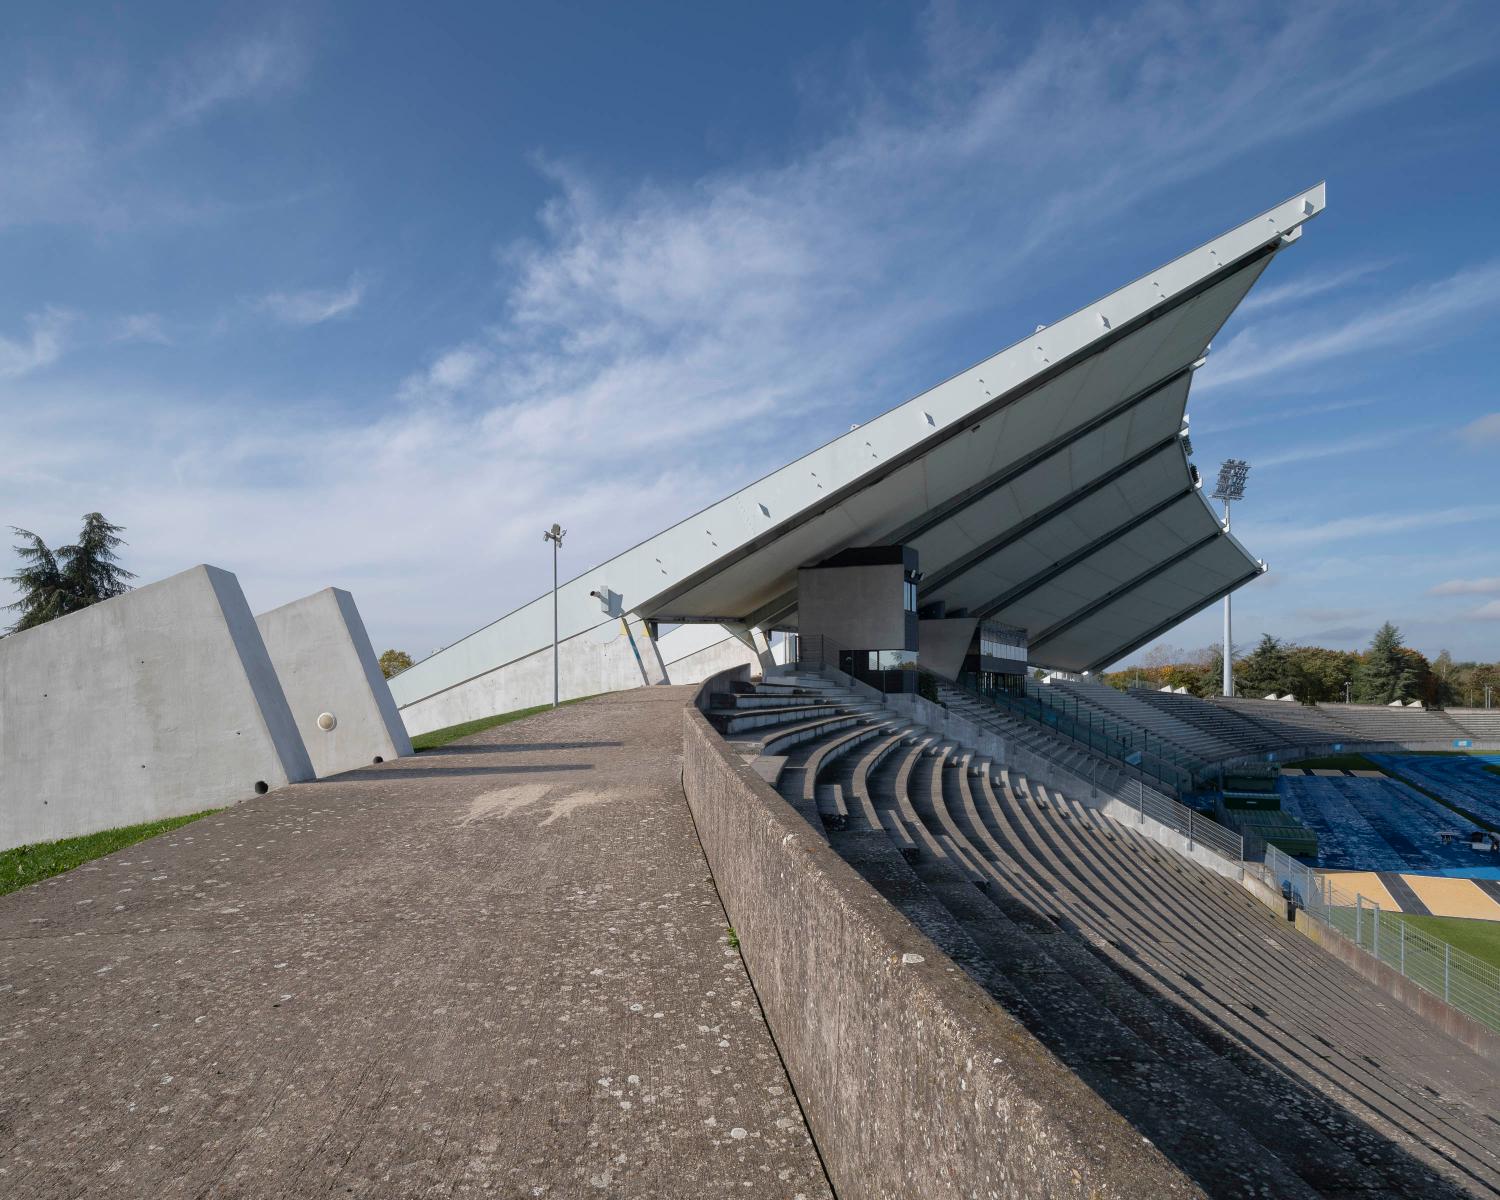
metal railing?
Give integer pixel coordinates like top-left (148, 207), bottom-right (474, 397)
top-left (1264, 845), bottom-right (1500, 1032)
top-left (1101, 775), bottom-right (1245, 863)
top-left (954, 673), bottom-right (1198, 794)
top-left (936, 674), bottom-right (1244, 863)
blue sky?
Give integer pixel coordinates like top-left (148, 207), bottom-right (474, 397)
top-left (4, 1), bottom-right (1499, 666)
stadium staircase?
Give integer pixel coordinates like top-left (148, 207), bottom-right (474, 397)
top-left (704, 672), bottom-right (1500, 1198)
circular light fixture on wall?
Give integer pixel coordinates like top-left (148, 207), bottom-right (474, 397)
top-left (317, 712), bottom-right (337, 731)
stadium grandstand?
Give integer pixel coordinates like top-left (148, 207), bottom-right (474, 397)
top-left (384, 183), bottom-right (1500, 1193)
top-left (386, 184), bottom-right (1500, 1187)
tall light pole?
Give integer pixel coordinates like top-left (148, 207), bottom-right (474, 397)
top-left (543, 523), bottom-right (566, 708)
top-left (1212, 459), bottom-right (1250, 698)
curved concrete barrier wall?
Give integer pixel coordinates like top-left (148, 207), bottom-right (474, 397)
top-left (0, 564), bottom-right (314, 850)
top-left (681, 682), bottom-right (1201, 1199)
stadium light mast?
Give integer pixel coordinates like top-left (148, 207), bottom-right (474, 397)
top-left (543, 523), bottom-right (566, 708)
top-left (1212, 459), bottom-right (1250, 698)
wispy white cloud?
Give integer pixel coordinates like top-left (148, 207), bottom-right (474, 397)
top-left (0, 307), bottom-right (72, 378)
top-left (0, 24), bottom-right (307, 231)
top-left (4, 1), bottom-right (1499, 654)
top-left (1201, 260), bottom-right (1500, 390)
top-left (258, 276), bottom-right (366, 326)
top-left (1236, 258), bottom-right (1394, 314)
top-left (160, 29), bottom-right (305, 127)
top-left (109, 313), bottom-right (172, 346)
top-left (1473, 600), bottom-right (1500, 621)
top-left (1461, 412), bottom-right (1500, 444)
top-left (1191, 394), bottom-right (1377, 436)
top-left (1430, 577), bottom-right (1500, 596)
top-left (1256, 425), bottom-right (1424, 468)
top-left (1254, 505), bottom-right (1500, 549)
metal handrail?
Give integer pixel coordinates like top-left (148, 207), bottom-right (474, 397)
top-left (955, 674), bottom-right (1196, 794)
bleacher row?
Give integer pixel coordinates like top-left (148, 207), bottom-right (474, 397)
top-left (706, 673), bottom-right (1500, 1198)
top-left (1039, 678), bottom-right (1498, 768)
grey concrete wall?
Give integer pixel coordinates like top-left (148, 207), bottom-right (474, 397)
top-left (797, 562), bottom-right (908, 650)
top-left (917, 617), bottom-right (977, 681)
top-left (0, 565), bottom-right (314, 851)
top-left (256, 588), bottom-right (412, 777)
top-left (659, 628), bottom-right (761, 686)
top-left (681, 686), bottom-right (1203, 1200)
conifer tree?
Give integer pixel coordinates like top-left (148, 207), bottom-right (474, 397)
top-left (5, 513), bottom-right (136, 633)
top-left (1353, 621), bottom-right (1417, 705)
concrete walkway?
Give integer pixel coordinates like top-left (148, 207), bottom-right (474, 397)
top-left (0, 689), bottom-right (832, 1199)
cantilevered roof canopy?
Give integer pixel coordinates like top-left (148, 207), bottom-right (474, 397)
top-left (391, 185), bottom-right (1323, 708)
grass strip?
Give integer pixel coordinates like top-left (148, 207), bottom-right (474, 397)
top-left (410, 694), bottom-right (601, 751)
top-left (1395, 913), bottom-right (1500, 971)
top-left (0, 810), bottom-right (218, 898)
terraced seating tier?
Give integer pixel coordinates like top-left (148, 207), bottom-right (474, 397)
top-left (711, 671), bottom-right (1500, 1198)
top-left (1046, 677), bottom-right (1242, 763)
top-left (1131, 688), bottom-right (1283, 755)
top-left (1215, 695), bottom-right (1356, 745)
top-left (1441, 709), bottom-right (1500, 742)
top-left (1318, 703), bottom-right (1472, 743)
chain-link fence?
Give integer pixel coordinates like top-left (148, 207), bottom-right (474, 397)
top-left (1264, 845), bottom-right (1500, 1032)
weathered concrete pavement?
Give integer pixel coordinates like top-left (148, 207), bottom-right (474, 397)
top-left (0, 688), bottom-right (833, 1198)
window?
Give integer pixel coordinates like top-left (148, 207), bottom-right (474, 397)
top-left (868, 649), bottom-right (919, 671)
top-left (978, 621), bottom-right (1028, 663)
top-left (903, 578), bottom-right (918, 612)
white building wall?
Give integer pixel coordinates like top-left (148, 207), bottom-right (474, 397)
top-left (394, 620), bottom-right (761, 737)
top-left (255, 588), bottom-right (413, 777)
top-left (0, 565), bottom-right (314, 851)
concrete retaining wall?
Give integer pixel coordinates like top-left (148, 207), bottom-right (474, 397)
top-left (393, 620), bottom-right (761, 736)
top-left (681, 684), bottom-right (1202, 1199)
top-left (256, 588), bottom-right (412, 777)
top-left (0, 565), bottom-right (314, 850)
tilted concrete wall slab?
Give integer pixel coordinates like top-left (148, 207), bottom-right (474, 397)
top-left (255, 588), bottom-right (413, 777)
top-left (0, 565), bottom-right (314, 851)
top-left (681, 673), bottom-right (1203, 1199)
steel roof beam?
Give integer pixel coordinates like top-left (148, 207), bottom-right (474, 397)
top-left (1081, 567), bottom-right (1265, 673)
top-left (1028, 531), bottom-right (1223, 651)
top-left (884, 366), bottom-right (1192, 547)
top-left (973, 486), bottom-right (1198, 619)
top-left (918, 435), bottom-right (1183, 597)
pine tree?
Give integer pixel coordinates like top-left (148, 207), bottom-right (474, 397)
top-left (5, 513), bottom-right (136, 633)
top-left (4, 531), bottom-right (70, 631)
top-left (1353, 621), bottom-right (1417, 705)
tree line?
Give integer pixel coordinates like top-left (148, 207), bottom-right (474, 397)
top-left (1103, 622), bottom-right (1498, 708)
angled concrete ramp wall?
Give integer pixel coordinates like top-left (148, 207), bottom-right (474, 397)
top-left (0, 565), bottom-right (314, 851)
top-left (255, 588), bottom-right (412, 776)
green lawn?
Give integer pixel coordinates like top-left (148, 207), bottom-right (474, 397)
top-left (0, 810), bottom-right (218, 898)
top-left (410, 694), bottom-right (601, 751)
top-left (1394, 913), bottom-right (1500, 971)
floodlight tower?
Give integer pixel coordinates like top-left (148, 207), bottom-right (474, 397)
top-left (543, 523), bottom-right (566, 708)
top-left (1212, 459), bottom-right (1250, 697)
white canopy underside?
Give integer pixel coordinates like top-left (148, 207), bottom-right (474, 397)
top-left (391, 185), bottom-right (1324, 706)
